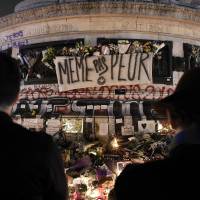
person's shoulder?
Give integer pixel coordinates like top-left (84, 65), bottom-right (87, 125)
top-left (114, 160), bottom-right (171, 199)
top-left (117, 159), bottom-right (170, 182)
top-left (12, 122), bottom-right (54, 149)
top-left (123, 159), bottom-right (169, 173)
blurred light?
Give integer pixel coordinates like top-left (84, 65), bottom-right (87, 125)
top-left (157, 121), bottom-right (163, 132)
top-left (111, 138), bottom-right (119, 149)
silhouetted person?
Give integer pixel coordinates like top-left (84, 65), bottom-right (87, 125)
top-left (114, 67), bottom-right (200, 199)
top-left (0, 53), bottom-right (67, 200)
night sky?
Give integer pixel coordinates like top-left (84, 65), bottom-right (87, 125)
top-left (0, 0), bottom-right (22, 17)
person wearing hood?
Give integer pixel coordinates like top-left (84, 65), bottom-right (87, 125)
top-left (114, 67), bottom-right (200, 199)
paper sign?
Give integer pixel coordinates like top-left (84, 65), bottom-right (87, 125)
top-left (47, 104), bottom-right (52, 112)
top-left (46, 119), bottom-right (61, 127)
top-left (99, 123), bottom-right (109, 136)
top-left (95, 117), bottom-right (109, 137)
top-left (46, 127), bottom-right (60, 135)
top-left (20, 104), bottom-right (26, 109)
top-left (94, 105), bottom-right (101, 110)
top-left (12, 47), bottom-right (19, 59)
top-left (29, 104), bottom-right (33, 110)
top-left (23, 118), bottom-right (44, 129)
top-left (122, 103), bottom-right (131, 115)
top-left (33, 105), bottom-right (38, 109)
top-left (86, 118), bottom-right (93, 123)
top-left (173, 41), bottom-right (184, 57)
top-left (173, 71), bottom-right (184, 86)
top-left (124, 116), bottom-right (133, 126)
top-left (36, 119), bottom-right (44, 129)
top-left (117, 161), bottom-right (132, 175)
top-left (87, 105), bottom-right (93, 110)
top-left (138, 120), bottom-right (156, 133)
top-left (116, 118), bottom-right (123, 124)
top-left (101, 105), bottom-right (108, 110)
top-left (122, 126), bottom-right (134, 136)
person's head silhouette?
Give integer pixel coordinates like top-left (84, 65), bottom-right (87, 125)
top-left (0, 53), bottom-right (21, 115)
top-left (157, 67), bottom-right (200, 130)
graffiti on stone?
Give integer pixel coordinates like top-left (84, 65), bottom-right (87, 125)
top-left (19, 84), bottom-right (174, 101)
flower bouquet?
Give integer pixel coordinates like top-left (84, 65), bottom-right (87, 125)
top-left (118, 40), bottom-right (130, 54)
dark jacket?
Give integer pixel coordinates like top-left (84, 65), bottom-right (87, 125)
top-left (114, 126), bottom-right (200, 199)
top-left (0, 112), bottom-right (67, 200)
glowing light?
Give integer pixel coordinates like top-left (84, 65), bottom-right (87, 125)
top-left (116, 168), bottom-right (122, 176)
top-left (157, 121), bottom-right (174, 133)
top-left (111, 138), bottom-right (119, 149)
top-left (157, 121), bottom-right (163, 132)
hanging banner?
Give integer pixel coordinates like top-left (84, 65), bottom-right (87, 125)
top-left (54, 53), bottom-right (153, 91)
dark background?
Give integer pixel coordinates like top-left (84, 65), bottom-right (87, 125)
top-left (0, 0), bottom-right (22, 17)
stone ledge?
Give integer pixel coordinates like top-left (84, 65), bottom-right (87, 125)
top-left (0, 2), bottom-right (200, 30)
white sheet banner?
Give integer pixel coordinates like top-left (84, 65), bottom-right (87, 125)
top-left (55, 53), bottom-right (153, 91)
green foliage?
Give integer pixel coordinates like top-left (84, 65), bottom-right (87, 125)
top-left (43, 47), bottom-right (56, 67)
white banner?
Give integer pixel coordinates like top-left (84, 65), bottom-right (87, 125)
top-left (54, 53), bottom-right (153, 91)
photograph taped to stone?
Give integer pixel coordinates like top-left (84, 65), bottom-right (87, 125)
top-left (138, 120), bottom-right (156, 133)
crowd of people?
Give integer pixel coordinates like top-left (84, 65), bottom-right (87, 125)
top-left (1, 52), bottom-right (200, 199)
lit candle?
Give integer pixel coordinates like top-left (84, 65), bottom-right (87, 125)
top-left (111, 138), bottom-right (119, 149)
